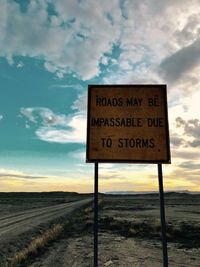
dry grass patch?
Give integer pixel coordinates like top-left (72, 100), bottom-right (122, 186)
top-left (6, 224), bottom-right (63, 267)
top-left (5, 201), bottom-right (93, 267)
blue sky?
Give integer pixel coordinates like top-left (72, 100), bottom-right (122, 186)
top-left (0, 0), bottom-right (199, 192)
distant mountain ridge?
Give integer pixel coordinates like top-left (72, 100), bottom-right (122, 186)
top-left (105, 190), bottom-right (200, 195)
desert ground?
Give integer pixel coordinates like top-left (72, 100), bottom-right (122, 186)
top-left (0, 192), bottom-right (199, 266)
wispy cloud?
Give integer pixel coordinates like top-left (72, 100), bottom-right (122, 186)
top-left (0, 168), bottom-right (93, 193)
top-left (20, 106), bottom-right (86, 143)
top-left (72, 91), bottom-right (87, 113)
top-left (68, 149), bottom-right (86, 161)
top-left (0, 168), bottom-right (47, 180)
top-left (50, 84), bottom-right (84, 91)
top-left (36, 113), bottom-right (86, 143)
top-left (20, 107), bottom-right (69, 126)
top-left (16, 61), bottom-right (24, 68)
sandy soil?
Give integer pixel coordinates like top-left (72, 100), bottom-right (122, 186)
top-left (28, 232), bottom-right (200, 267)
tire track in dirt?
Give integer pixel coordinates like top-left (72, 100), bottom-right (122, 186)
top-left (0, 198), bottom-right (92, 240)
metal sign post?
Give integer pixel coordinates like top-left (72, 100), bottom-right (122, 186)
top-left (94, 162), bottom-right (99, 267)
top-left (158, 164), bottom-right (168, 267)
top-left (86, 85), bottom-right (171, 267)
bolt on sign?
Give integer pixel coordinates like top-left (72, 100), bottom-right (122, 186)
top-left (86, 85), bottom-right (171, 163)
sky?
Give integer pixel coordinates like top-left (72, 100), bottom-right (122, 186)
top-left (0, 0), bottom-right (200, 193)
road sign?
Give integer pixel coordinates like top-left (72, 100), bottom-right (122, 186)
top-left (86, 84), bottom-right (170, 163)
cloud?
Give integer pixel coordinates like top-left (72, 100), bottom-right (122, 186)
top-left (20, 106), bottom-right (86, 143)
top-left (0, 115), bottom-right (3, 121)
top-left (33, 92), bottom-right (88, 144)
top-left (16, 61), bottom-right (24, 68)
top-left (175, 13), bottom-right (200, 46)
top-left (178, 161), bottom-right (200, 170)
top-left (72, 91), bottom-right (87, 113)
top-left (170, 134), bottom-right (185, 147)
top-left (172, 149), bottom-right (200, 160)
top-left (167, 163), bottom-right (200, 187)
top-left (20, 107), bottom-right (69, 126)
top-left (0, 168), bottom-right (94, 192)
top-left (159, 38), bottom-right (200, 82)
top-left (49, 84), bottom-right (84, 91)
top-left (68, 149), bottom-right (86, 161)
top-left (36, 113), bottom-right (86, 143)
top-left (0, 168), bottom-right (47, 180)
top-left (20, 108), bottom-right (37, 123)
top-left (1, 0), bottom-right (200, 86)
top-left (175, 117), bottom-right (200, 147)
top-left (189, 139), bottom-right (200, 147)
top-left (0, 0), bottom-right (121, 80)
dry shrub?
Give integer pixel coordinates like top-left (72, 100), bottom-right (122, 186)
top-left (7, 224), bottom-right (63, 267)
top-left (4, 200), bottom-right (93, 267)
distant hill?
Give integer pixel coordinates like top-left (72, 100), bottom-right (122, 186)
top-left (105, 190), bottom-right (200, 195)
top-left (0, 191), bottom-right (79, 198)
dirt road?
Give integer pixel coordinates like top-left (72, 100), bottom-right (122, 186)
top-left (0, 198), bottom-right (92, 241)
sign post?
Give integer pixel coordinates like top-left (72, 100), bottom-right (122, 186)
top-left (94, 162), bottom-right (98, 267)
top-left (158, 163), bottom-right (168, 267)
top-left (86, 85), bottom-right (171, 267)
